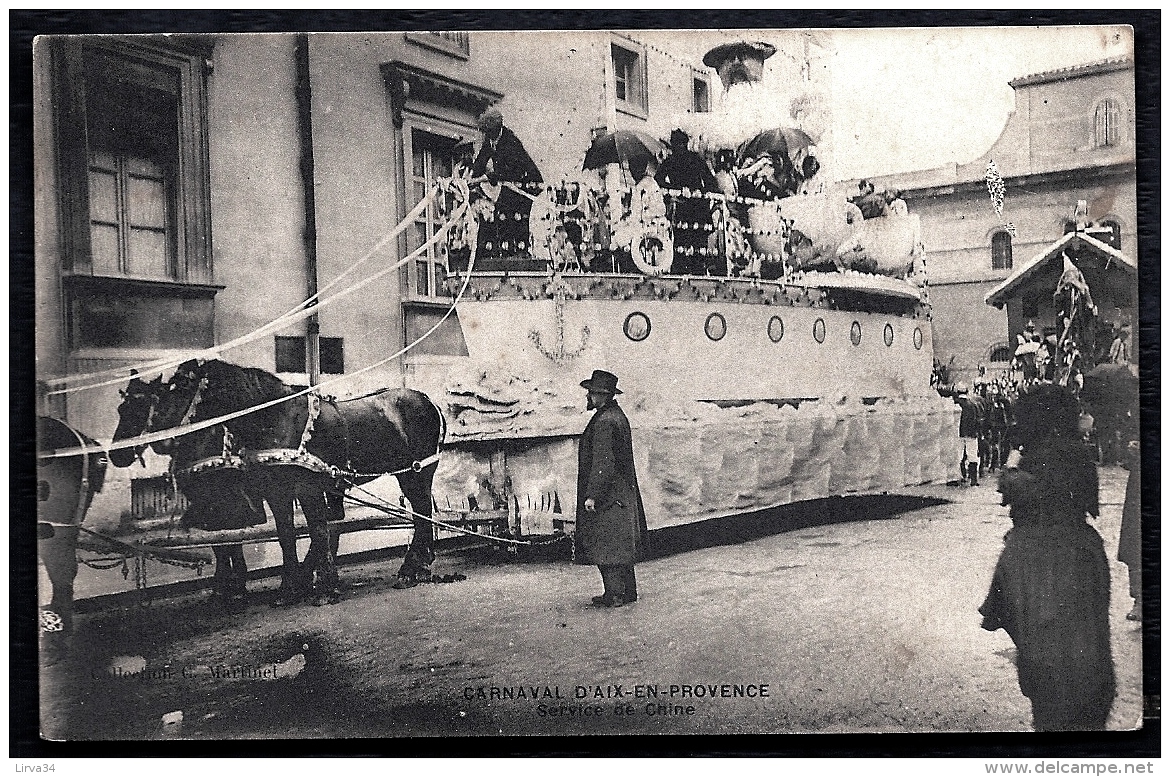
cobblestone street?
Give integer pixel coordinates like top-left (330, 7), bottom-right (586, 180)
top-left (41, 466), bottom-right (1143, 740)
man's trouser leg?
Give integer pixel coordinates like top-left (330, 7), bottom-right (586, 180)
top-left (598, 565), bottom-right (627, 601)
top-left (623, 565), bottom-right (638, 601)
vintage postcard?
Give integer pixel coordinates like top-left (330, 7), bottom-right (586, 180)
top-left (29, 22), bottom-right (1148, 748)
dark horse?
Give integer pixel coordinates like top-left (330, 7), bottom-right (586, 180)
top-left (112, 360), bottom-right (446, 604)
top-left (110, 374), bottom-right (270, 603)
top-left (37, 416), bottom-right (107, 655)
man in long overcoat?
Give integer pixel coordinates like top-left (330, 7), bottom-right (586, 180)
top-left (472, 107), bottom-right (543, 259)
top-left (575, 370), bottom-right (649, 607)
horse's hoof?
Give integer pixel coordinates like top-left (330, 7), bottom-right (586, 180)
top-left (392, 576), bottom-right (419, 590)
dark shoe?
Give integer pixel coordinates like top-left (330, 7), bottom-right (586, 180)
top-left (591, 595), bottom-right (625, 608)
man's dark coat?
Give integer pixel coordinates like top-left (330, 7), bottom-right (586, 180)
top-left (472, 126), bottom-right (543, 255)
top-left (575, 400), bottom-right (649, 565)
top-left (955, 395), bottom-right (986, 438)
top-left (472, 125), bottom-right (542, 187)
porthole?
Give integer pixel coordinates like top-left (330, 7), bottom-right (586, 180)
top-left (623, 311), bottom-right (651, 342)
top-left (767, 315), bottom-right (784, 343)
top-left (850, 321), bottom-right (862, 346)
top-left (812, 318), bottom-right (826, 344)
top-left (884, 323), bottom-right (894, 347)
top-left (704, 312), bottom-right (727, 342)
top-left (913, 327), bottom-right (924, 350)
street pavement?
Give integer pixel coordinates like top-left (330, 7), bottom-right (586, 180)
top-left (41, 466), bottom-right (1143, 739)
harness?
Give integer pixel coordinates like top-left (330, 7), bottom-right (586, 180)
top-left (143, 377), bottom-right (208, 458)
top-left (134, 372), bottom-right (445, 488)
top-left (172, 426), bottom-right (247, 479)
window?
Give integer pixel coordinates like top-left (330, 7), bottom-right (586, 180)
top-left (813, 318), bottom-right (826, 344)
top-left (83, 52), bottom-right (178, 280)
top-left (405, 31), bottom-right (470, 59)
top-left (624, 312), bottom-right (651, 342)
top-left (988, 343), bottom-right (1013, 363)
top-left (704, 313), bottom-right (726, 342)
top-left (275, 336), bottom-right (345, 375)
top-left (57, 40), bottom-right (211, 282)
top-left (991, 230), bottom-right (1013, 270)
top-left (383, 62), bottom-right (499, 360)
top-left (319, 338), bottom-right (345, 375)
top-left (611, 40), bottom-right (647, 117)
top-left (692, 74), bottom-right (710, 113)
top-left (54, 38), bottom-right (215, 351)
top-left (131, 474), bottom-right (189, 520)
top-left (405, 128), bottom-right (457, 300)
top-left (1094, 98), bottom-right (1121, 147)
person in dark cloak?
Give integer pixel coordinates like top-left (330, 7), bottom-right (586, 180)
top-left (575, 370), bottom-right (649, 608)
top-left (979, 383), bottom-right (1115, 731)
top-left (471, 107), bottom-right (543, 260)
top-left (655, 128), bottom-right (719, 276)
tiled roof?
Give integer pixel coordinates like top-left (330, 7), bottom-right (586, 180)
top-left (1009, 56), bottom-right (1133, 87)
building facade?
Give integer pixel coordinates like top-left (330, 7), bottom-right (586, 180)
top-left (34, 30), bottom-right (814, 526)
top-left (869, 57), bottom-right (1137, 385)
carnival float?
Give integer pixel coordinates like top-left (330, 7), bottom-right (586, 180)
top-left (417, 40), bottom-right (960, 540)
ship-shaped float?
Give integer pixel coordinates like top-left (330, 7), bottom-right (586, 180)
top-left (411, 41), bottom-right (961, 540)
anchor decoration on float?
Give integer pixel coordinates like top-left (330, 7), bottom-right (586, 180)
top-left (529, 274), bottom-right (590, 364)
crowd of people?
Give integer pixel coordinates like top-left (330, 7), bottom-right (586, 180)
top-left (448, 109), bottom-right (909, 280)
top-left (942, 319), bottom-right (1142, 731)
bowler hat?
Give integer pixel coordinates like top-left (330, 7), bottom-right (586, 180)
top-left (580, 369), bottom-right (622, 394)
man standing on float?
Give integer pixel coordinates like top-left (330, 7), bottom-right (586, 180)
top-left (472, 106), bottom-right (543, 261)
top-left (575, 370), bottom-right (649, 608)
top-left (655, 128), bottom-right (719, 275)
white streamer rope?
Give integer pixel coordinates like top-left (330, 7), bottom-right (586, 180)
top-left (40, 191), bottom-right (477, 461)
top-left (45, 188), bottom-right (440, 392)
